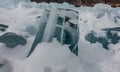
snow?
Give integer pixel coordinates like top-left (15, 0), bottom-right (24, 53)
top-left (5, 39), bottom-right (83, 72)
top-left (78, 3), bottom-right (120, 72)
top-left (0, 0), bottom-right (29, 9)
top-left (0, 0), bottom-right (120, 72)
top-left (23, 39), bottom-right (83, 72)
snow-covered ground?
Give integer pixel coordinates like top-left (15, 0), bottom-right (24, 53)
top-left (78, 3), bottom-right (120, 72)
top-left (0, 0), bottom-right (120, 72)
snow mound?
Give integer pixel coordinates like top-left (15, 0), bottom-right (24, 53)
top-left (0, 1), bottom-right (120, 72)
top-left (78, 3), bottom-right (120, 72)
top-left (12, 39), bottom-right (83, 72)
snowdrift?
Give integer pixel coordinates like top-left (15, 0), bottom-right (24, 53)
top-left (0, 0), bottom-right (120, 72)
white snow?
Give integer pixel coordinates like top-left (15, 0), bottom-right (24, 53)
top-left (5, 39), bottom-right (83, 72)
top-left (78, 3), bottom-right (120, 72)
top-left (20, 39), bottom-right (83, 72)
top-left (0, 1), bottom-right (120, 72)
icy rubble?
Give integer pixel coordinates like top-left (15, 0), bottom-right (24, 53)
top-left (0, 1), bottom-right (120, 72)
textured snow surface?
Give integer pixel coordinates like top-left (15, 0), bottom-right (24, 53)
top-left (0, 0), bottom-right (120, 72)
top-left (78, 3), bottom-right (120, 72)
top-left (10, 39), bottom-right (83, 72)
